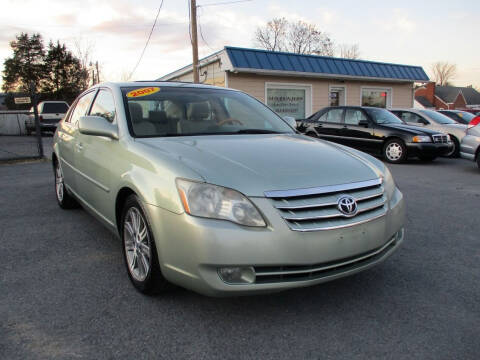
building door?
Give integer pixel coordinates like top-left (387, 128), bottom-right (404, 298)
top-left (329, 86), bottom-right (345, 107)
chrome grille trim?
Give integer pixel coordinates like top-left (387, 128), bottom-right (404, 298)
top-left (281, 197), bottom-right (386, 221)
top-left (264, 178), bottom-right (382, 198)
top-left (274, 192), bottom-right (383, 210)
top-left (265, 178), bottom-right (386, 231)
top-left (432, 134), bottom-right (449, 143)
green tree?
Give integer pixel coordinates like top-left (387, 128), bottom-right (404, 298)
top-left (2, 33), bottom-right (45, 93)
top-left (41, 41), bottom-right (89, 102)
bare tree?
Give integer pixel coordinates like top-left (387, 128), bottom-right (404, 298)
top-left (254, 18), bottom-right (334, 56)
top-left (254, 17), bottom-right (288, 52)
top-left (288, 20), bottom-right (334, 56)
top-left (431, 62), bottom-right (457, 86)
top-left (338, 43), bottom-right (360, 59)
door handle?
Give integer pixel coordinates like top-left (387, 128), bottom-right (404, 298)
top-left (76, 143), bottom-right (83, 151)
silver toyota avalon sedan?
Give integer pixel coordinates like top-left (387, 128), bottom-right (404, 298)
top-left (52, 82), bottom-right (405, 296)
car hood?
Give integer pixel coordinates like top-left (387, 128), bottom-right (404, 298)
top-left (442, 123), bottom-right (467, 131)
top-left (137, 134), bottom-right (383, 197)
top-left (381, 123), bottom-right (442, 135)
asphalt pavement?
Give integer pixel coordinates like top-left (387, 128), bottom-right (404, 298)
top-left (0, 157), bottom-right (479, 359)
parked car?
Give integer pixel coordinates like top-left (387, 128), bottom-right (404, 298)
top-left (296, 106), bottom-right (453, 163)
top-left (460, 116), bottom-right (480, 169)
top-left (26, 101), bottom-right (69, 134)
top-left (437, 110), bottom-right (477, 125)
top-left (390, 108), bottom-right (466, 157)
top-left (52, 82), bottom-right (405, 296)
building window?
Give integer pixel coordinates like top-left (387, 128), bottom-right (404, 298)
top-left (265, 83), bottom-right (312, 119)
top-left (361, 88), bottom-right (391, 108)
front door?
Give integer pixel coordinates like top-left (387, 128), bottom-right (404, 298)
top-left (340, 108), bottom-right (378, 152)
top-left (74, 89), bottom-right (118, 224)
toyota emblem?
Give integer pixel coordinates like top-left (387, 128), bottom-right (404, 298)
top-left (337, 195), bottom-right (358, 217)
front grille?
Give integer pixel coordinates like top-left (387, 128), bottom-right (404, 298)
top-left (265, 178), bottom-right (386, 232)
top-left (254, 234), bottom-right (398, 284)
top-left (432, 134), bottom-right (449, 143)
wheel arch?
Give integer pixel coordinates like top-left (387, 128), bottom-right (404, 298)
top-left (115, 187), bottom-right (137, 234)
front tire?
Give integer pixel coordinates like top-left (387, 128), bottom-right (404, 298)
top-left (121, 195), bottom-right (168, 294)
top-left (54, 160), bottom-right (78, 209)
top-left (384, 139), bottom-right (407, 163)
top-left (446, 136), bottom-right (459, 158)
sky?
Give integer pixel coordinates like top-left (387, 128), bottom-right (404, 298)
top-left (1, 0), bottom-right (479, 88)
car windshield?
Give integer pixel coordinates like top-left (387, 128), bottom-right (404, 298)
top-left (419, 110), bottom-right (456, 124)
top-left (122, 86), bottom-right (294, 137)
top-left (42, 102), bottom-right (69, 113)
top-left (365, 108), bottom-right (404, 124)
top-left (456, 111), bottom-right (476, 122)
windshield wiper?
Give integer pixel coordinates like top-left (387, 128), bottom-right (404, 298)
top-left (233, 129), bottom-right (285, 134)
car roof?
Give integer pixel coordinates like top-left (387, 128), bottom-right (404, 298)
top-left (94, 81), bottom-right (238, 92)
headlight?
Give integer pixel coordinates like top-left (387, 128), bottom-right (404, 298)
top-left (412, 135), bottom-right (431, 143)
top-left (445, 134), bottom-right (451, 142)
top-left (382, 166), bottom-right (396, 199)
top-left (176, 179), bottom-right (266, 227)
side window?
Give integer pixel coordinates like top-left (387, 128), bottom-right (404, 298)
top-left (345, 109), bottom-right (367, 125)
top-left (90, 90), bottom-right (116, 122)
top-left (325, 109), bottom-right (344, 123)
top-left (401, 111), bottom-right (426, 124)
top-left (69, 91), bottom-right (96, 125)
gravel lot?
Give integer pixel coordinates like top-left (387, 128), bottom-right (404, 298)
top-left (1, 157), bottom-right (479, 359)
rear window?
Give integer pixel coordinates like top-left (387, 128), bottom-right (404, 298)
top-left (42, 103), bottom-right (69, 114)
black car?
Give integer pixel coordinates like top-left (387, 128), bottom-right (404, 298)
top-left (297, 106), bottom-right (453, 163)
top-left (437, 110), bottom-right (477, 125)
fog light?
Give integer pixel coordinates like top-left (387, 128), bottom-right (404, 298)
top-left (218, 266), bottom-right (256, 284)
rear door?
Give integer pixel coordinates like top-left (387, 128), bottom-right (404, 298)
top-left (340, 108), bottom-right (377, 152)
top-left (56, 91), bottom-right (96, 194)
top-left (313, 108), bottom-right (344, 142)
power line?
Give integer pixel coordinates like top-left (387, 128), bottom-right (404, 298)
top-left (128, 0), bottom-right (164, 80)
top-left (198, 0), bottom-right (252, 7)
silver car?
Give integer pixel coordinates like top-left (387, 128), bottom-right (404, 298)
top-left (390, 108), bottom-right (467, 157)
top-left (52, 82), bottom-right (405, 296)
top-left (460, 118), bottom-right (480, 169)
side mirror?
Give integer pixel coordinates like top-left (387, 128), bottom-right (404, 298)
top-left (358, 119), bottom-right (369, 127)
top-left (79, 116), bottom-right (119, 139)
top-left (283, 116), bottom-right (297, 128)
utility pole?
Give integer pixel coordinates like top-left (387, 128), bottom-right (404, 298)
top-left (190, 0), bottom-right (199, 83)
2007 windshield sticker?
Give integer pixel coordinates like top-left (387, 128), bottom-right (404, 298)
top-left (126, 87), bottom-right (160, 98)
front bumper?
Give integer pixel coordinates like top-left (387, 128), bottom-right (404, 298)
top-left (146, 188), bottom-right (405, 296)
top-left (406, 142), bottom-right (453, 157)
top-left (460, 134), bottom-right (480, 161)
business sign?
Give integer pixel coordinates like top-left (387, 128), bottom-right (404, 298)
top-left (267, 88), bottom-right (306, 119)
top-left (14, 97), bottom-right (31, 104)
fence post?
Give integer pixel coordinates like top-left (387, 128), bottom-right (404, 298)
top-left (30, 83), bottom-right (44, 158)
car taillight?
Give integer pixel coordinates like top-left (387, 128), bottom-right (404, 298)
top-left (468, 116), bottom-right (480, 129)
top-left (39, 115), bottom-right (43, 122)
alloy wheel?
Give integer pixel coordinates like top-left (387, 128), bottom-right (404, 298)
top-left (123, 207), bottom-right (152, 282)
top-left (386, 142), bottom-right (403, 161)
top-left (55, 163), bottom-right (64, 202)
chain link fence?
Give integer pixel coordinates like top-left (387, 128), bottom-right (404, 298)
top-left (0, 92), bottom-right (45, 161)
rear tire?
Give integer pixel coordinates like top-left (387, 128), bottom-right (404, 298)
top-left (121, 195), bottom-right (169, 294)
top-left (383, 139), bottom-right (407, 163)
top-left (54, 160), bottom-right (78, 209)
